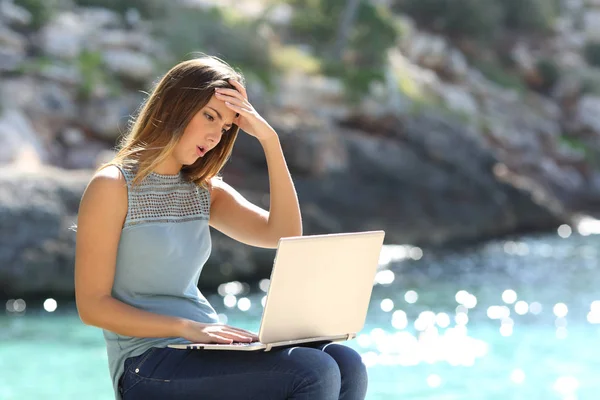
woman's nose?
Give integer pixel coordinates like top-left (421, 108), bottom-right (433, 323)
top-left (206, 132), bottom-right (218, 144)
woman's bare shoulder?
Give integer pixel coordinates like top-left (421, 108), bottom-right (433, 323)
top-left (81, 165), bottom-right (128, 211)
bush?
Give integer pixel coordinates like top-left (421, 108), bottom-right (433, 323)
top-left (535, 58), bottom-right (560, 93)
top-left (585, 42), bottom-right (600, 67)
top-left (14, 0), bottom-right (59, 29)
top-left (396, 0), bottom-right (503, 38)
top-left (474, 60), bottom-right (526, 92)
top-left (322, 62), bottom-right (385, 101)
top-left (395, 0), bottom-right (560, 38)
top-left (271, 46), bottom-right (322, 75)
top-left (72, 0), bottom-right (166, 17)
top-left (501, 0), bottom-right (559, 33)
top-left (76, 50), bottom-right (121, 100)
top-left (286, 0), bottom-right (399, 96)
top-left (156, 6), bottom-right (276, 87)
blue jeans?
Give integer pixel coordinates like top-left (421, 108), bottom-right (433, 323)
top-left (119, 342), bottom-right (367, 399)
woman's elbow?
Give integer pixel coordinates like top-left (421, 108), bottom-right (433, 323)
top-left (75, 295), bottom-right (103, 326)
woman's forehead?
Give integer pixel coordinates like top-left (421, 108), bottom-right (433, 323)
top-left (204, 96), bottom-right (237, 123)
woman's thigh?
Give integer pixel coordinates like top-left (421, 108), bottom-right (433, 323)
top-left (120, 345), bottom-right (342, 400)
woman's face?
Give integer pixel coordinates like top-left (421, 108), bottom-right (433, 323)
top-left (175, 95), bottom-right (237, 166)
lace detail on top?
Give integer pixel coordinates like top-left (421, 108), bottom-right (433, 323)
top-left (116, 166), bottom-right (210, 229)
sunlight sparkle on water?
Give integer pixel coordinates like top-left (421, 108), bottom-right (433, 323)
top-left (391, 310), bottom-right (408, 330)
top-left (556, 327), bottom-right (568, 339)
top-left (530, 302), bottom-right (542, 314)
top-left (356, 325), bottom-right (488, 368)
top-left (43, 298), bottom-right (57, 312)
top-left (404, 290), bottom-right (418, 304)
top-left (378, 245), bottom-right (410, 266)
top-left (464, 295), bottom-right (477, 309)
top-left (455, 291), bottom-right (477, 308)
top-left (218, 281), bottom-right (243, 296)
top-left (511, 369), bottom-right (525, 384)
top-left (487, 306), bottom-right (510, 319)
top-left (502, 290), bottom-right (517, 304)
top-left (380, 299), bottom-right (394, 312)
top-left (558, 224), bottom-right (572, 238)
top-left (500, 324), bottom-right (513, 337)
top-left (553, 376), bottom-right (579, 396)
top-left (588, 301), bottom-right (600, 323)
top-left (553, 303), bottom-right (568, 318)
top-left (576, 216), bottom-right (600, 236)
top-left (427, 374), bottom-right (441, 388)
top-left (514, 301), bottom-right (529, 315)
top-left (259, 279), bottom-right (270, 292)
top-left (455, 305), bottom-right (468, 314)
top-left (587, 311), bottom-right (600, 324)
top-left (555, 317), bottom-right (567, 328)
top-left (409, 247), bottom-right (423, 260)
top-left (455, 290), bottom-right (469, 304)
top-left (5, 299), bottom-right (26, 313)
top-left (435, 312), bottom-right (450, 328)
top-left (455, 312), bottom-right (468, 325)
top-left (375, 270), bottom-right (395, 285)
top-left (237, 297), bottom-right (251, 312)
top-left (499, 318), bottom-right (514, 337)
top-left (414, 311), bottom-right (436, 331)
top-left (356, 334), bottom-right (372, 348)
top-left (224, 294), bottom-right (237, 308)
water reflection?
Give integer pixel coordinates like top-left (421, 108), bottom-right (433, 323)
top-left (3, 232), bottom-right (600, 399)
top-left (43, 298), bottom-right (57, 313)
top-left (209, 232), bottom-right (599, 397)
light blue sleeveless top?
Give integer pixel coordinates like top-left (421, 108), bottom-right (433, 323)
top-left (104, 165), bottom-right (219, 399)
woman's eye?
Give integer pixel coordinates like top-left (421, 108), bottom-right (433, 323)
top-left (204, 113), bottom-right (214, 121)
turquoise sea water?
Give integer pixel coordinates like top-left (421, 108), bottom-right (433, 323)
top-left (1, 232), bottom-right (600, 399)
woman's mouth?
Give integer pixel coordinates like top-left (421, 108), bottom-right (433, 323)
top-left (196, 146), bottom-right (206, 157)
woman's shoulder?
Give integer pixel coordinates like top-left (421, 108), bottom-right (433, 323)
top-left (92, 164), bottom-right (128, 188)
top-left (82, 165), bottom-right (128, 206)
top-left (77, 164), bottom-right (128, 226)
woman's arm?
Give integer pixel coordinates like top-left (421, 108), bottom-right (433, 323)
top-left (262, 133), bottom-right (303, 240)
top-left (75, 166), bottom-right (256, 343)
top-left (75, 166), bottom-right (186, 337)
top-left (210, 133), bottom-right (302, 248)
top-left (209, 81), bottom-right (302, 248)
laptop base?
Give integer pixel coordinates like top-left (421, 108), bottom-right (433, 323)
top-left (168, 333), bottom-right (355, 352)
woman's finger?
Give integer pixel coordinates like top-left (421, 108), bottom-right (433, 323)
top-left (224, 101), bottom-right (252, 114)
top-left (227, 329), bottom-right (257, 340)
top-left (228, 79), bottom-right (248, 100)
top-left (223, 327), bottom-right (254, 338)
top-left (216, 88), bottom-right (246, 102)
top-left (208, 334), bottom-right (234, 344)
top-left (220, 331), bottom-right (254, 342)
top-left (215, 92), bottom-right (248, 108)
top-left (228, 327), bottom-right (259, 339)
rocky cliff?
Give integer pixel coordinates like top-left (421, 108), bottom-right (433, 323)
top-left (3, 1), bottom-right (600, 297)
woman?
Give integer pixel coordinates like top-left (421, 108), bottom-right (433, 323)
top-left (74, 56), bottom-right (368, 400)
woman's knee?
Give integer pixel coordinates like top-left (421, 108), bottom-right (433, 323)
top-left (285, 347), bottom-right (341, 397)
top-left (320, 344), bottom-right (368, 387)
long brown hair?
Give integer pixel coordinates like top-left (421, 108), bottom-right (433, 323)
top-left (103, 55), bottom-right (244, 188)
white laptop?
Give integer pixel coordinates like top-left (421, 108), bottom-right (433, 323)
top-left (169, 230), bottom-right (385, 352)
